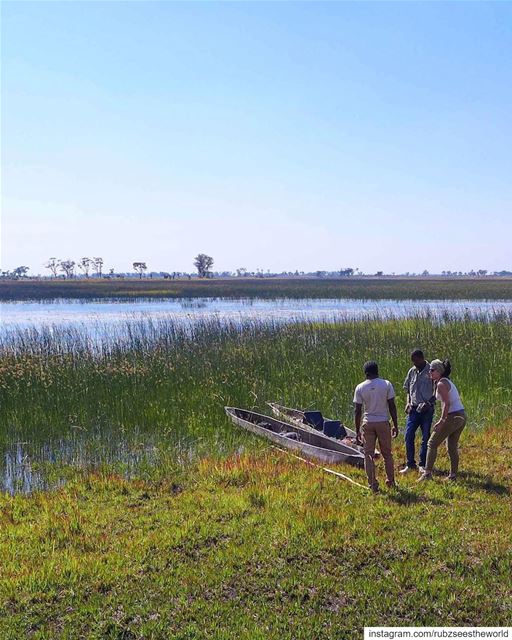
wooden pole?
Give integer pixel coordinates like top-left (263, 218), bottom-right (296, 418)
top-left (271, 445), bottom-right (369, 490)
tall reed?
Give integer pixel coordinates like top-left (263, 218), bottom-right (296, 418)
top-left (1, 313), bottom-right (511, 489)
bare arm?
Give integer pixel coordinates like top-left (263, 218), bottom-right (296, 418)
top-left (354, 403), bottom-right (363, 443)
top-left (388, 398), bottom-right (399, 438)
top-left (435, 380), bottom-right (451, 428)
top-left (403, 371), bottom-right (412, 413)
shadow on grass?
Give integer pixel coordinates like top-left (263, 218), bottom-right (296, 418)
top-left (385, 487), bottom-right (445, 506)
top-left (455, 470), bottom-right (510, 496)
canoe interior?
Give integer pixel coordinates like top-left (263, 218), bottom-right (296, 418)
top-left (268, 403), bottom-right (380, 457)
top-left (226, 407), bottom-right (362, 455)
top-left (268, 402), bottom-right (358, 439)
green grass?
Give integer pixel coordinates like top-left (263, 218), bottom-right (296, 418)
top-left (1, 315), bottom-right (511, 636)
top-left (0, 425), bottom-right (511, 638)
top-left (2, 276), bottom-right (512, 300)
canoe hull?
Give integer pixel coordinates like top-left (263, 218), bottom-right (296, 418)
top-left (267, 402), bottom-right (379, 458)
top-left (225, 407), bottom-right (364, 467)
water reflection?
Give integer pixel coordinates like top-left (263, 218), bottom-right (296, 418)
top-left (1, 434), bottom-right (186, 494)
top-left (1, 427), bottom-right (247, 495)
top-left (2, 296), bottom-right (511, 342)
top-left (3, 443), bottom-right (46, 494)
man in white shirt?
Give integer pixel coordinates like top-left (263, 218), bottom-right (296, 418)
top-left (354, 361), bottom-right (399, 492)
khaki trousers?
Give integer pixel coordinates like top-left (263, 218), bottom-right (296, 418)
top-left (425, 411), bottom-right (466, 476)
top-left (361, 421), bottom-right (395, 489)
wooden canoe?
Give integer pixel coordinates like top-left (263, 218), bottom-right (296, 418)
top-left (267, 402), bottom-right (356, 438)
top-left (225, 407), bottom-right (365, 467)
top-left (267, 402), bottom-right (377, 457)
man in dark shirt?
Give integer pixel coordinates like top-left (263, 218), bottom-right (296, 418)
top-left (400, 349), bottom-right (435, 474)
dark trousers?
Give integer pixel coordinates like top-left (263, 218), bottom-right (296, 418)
top-left (404, 407), bottom-right (434, 468)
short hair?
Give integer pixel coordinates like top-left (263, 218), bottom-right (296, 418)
top-left (411, 349), bottom-right (424, 359)
top-left (363, 361), bottom-right (379, 376)
top-left (430, 358), bottom-right (452, 378)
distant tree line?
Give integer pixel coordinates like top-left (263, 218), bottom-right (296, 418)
top-left (38, 255), bottom-right (216, 279)
top-left (0, 266), bottom-right (30, 279)
top-left (43, 257), bottom-right (105, 279)
top-left (1, 255), bottom-right (511, 280)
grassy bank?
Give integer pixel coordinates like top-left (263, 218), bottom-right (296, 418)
top-left (1, 424), bottom-right (511, 638)
top-left (2, 276), bottom-right (512, 301)
top-left (1, 314), bottom-right (511, 491)
top-left (1, 315), bottom-right (511, 636)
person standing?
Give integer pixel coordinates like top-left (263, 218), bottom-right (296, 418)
top-left (354, 361), bottom-right (399, 492)
top-left (400, 349), bottom-right (436, 474)
top-left (418, 359), bottom-right (466, 482)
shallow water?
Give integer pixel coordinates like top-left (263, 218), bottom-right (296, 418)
top-left (1, 425), bottom-right (247, 494)
top-left (2, 296), bottom-right (511, 336)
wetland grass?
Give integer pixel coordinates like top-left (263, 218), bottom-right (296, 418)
top-left (1, 313), bottom-right (511, 455)
top-left (2, 276), bottom-right (512, 301)
top-left (0, 312), bottom-right (511, 494)
top-left (0, 425), bottom-right (511, 638)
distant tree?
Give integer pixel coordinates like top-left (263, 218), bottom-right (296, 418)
top-left (375, 271), bottom-right (384, 277)
top-left (60, 260), bottom-right (75, 278)
top-left (93, 257), bottom-right (104, 277)
top-left (78, 257), bottom-right (92, 278)
top-left (422, 270), bottom-right (429, 276)
top-left (13, 266), bottom-right (30, 278)
top-left (339, 268), bottom-right (354, 277)
top-left (477, 269), bottom-right (488, 277)
top-left (45, 257), bottom-right (60, 278)
top-left (194, 254), bottom-right (214, 278)
top-left (236, 267), bottom-right (247, 277)
top-left (315, 271), bottom-right (326, 278)
top-left (133, 262), bottom-right (147, 279)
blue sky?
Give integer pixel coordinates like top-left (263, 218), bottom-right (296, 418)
top-left (2, 1), bottom-right (511, 274)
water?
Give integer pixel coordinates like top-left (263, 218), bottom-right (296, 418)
top-left (2, 432), bottom-right (181, 494)
top-left (2, 297), bottom-right (511, 339)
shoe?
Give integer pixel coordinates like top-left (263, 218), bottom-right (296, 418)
top-left (444, 475), bottom-right (457, 482)
top-left (399, 466), bottom-right (417, 474)
top-left (417, 472), bottom-right (432, 483)
top-left (386, 481), bottom-right (399, 490)
top-left (418, 466), bottom-right (425, 474)
top-left (370, 484), bottom-right (380, 494)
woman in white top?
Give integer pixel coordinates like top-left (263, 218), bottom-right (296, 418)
top-left (418, 359), bottom-right (466, 482)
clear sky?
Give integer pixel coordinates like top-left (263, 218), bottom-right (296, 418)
top-left (2, 1), bottom-right (511, 275)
